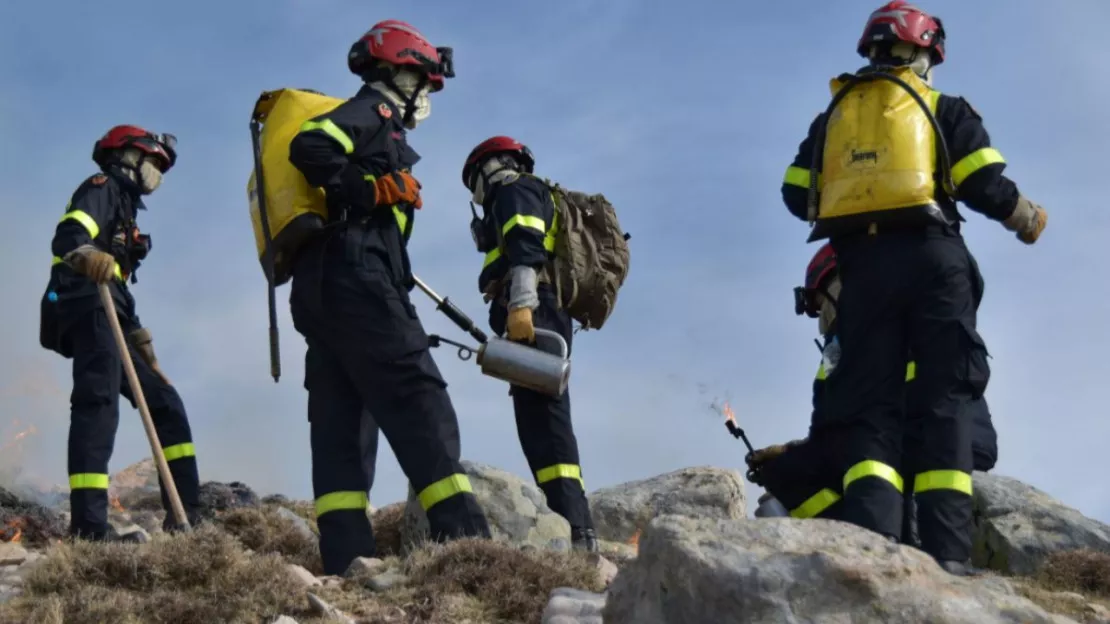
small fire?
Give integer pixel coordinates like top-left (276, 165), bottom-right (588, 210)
top-left (1, 419), bottom-right (38, 454)
top-left (110, 494), bottom-right (126, 513)
top-left (721, 402), bottom-right (737, 426)
top-left (1, 519), bottom-right (25, 544)
top-left (627, 528), bottom-right (641, 550)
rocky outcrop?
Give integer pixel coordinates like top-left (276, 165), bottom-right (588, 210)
top-left (587, 466), bottom-right (746, 543)
top-left (973, 472), bottom-right (1110, 576)
top-left (400, 460), bottom-right (571, 553)
top-left (604, 515), bottom-right (1076, 624)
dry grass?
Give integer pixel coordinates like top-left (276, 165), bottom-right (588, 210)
top-left (0, 525), bottom-right (309, 624)
top-left (320, 538), bottom-right (606, 624)
top-left (217, 505), bottom-right (323, 575)
top-left (370, 502), bottom-right (406, 558)
top-left (1014, 549), bottom-right (1110, 622)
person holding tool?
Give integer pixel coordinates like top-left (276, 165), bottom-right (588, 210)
top-left (284, 20), bottom-right (491, 576)
top-left (460, 136), bottom-right (600, 552)
top-left (39, 124), bottom-right (202, 542)
top-left (743, 243), bottom-right (998, 549)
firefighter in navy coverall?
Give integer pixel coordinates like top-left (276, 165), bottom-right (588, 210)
top-left (461, 137), bottom-right (599, 552)
top-left (779, 2), bottom-right (1046, 575)
top-left (286, 20), bottom-right (491, 576)
top-left (39, 125), bottom-right (202, 542)
top-left (748, 243), bottom-right (998, 549)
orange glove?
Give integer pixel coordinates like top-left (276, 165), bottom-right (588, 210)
top-left (64, 245), bottom-right (116, 284)
top-left (374, 171), bottom-right (423, 209)
top-left (1003, 195), bottom-right (1047, 245)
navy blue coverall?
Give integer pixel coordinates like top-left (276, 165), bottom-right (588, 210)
top-left (476, 172), bottom-right (594, 534)
top-left (39, 169), bottom-right (201, 539)
top-left (781, 66), bottom-right (1020, 564)
top-left (288, 85), bottom-right (490, 576)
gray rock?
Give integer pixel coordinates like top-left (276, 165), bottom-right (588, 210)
top-left (197, 481), bottom-right (260, 518)
top-left (344, 556), bottom-right (387, 578)
top-left (285, 563), bottom-right (321, 588)
top-left (588, 466), bottom-right (746, 543)
top-left (587, 553), bottom-right (619, 587)
top-left (604, 514), bottom-right (1076, 624)
top-left (973, 472), bottom-right (1110, 576)
top-left (542, 587), bottom-right (607, 624)
top-left (306, 592), bottom-right (356, 624)
top-left (0, 583), bottom-right (22, 605)
top-left (271, 616), bottom-right (299, 624)
top-left (274, 507), bottom-right (316, 540)
top-left (0, 543), bottom-right (27, 566)
top-left (401, 460), bottom-right (570, 553)
top-left (367, 570), bottom-right (408, 592)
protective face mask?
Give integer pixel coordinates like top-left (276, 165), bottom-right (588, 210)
top-left (817, 277), bottom-right (842, 337)
top-left (471, 159), bottom-right (518, 205)
top-left (370, 68), bottom-right (433, 129)
top-left (119, 148), bottom-right (164, 194)
top-left (890, 42), bottom-right (934, 85)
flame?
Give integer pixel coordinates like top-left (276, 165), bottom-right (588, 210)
top-left (721, 402), bottom-right (737, 425)
top-left (1, 519), bottom-right (25, 544)
top-left (0, 419), bottom-right (39, 455)
top-left (110, 494), bottom-right (126, 513)
top-left (627, 529), bottom-right (641, 549)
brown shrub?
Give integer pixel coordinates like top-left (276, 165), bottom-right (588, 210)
top-left (370, 502), bottom-right (406, 558)
top-left (0, 526), bottom-right (307, 624)
top-left (217, 505), bottom-right (322, 575)
top-left (1036, 549), bottom-right (1110, 597)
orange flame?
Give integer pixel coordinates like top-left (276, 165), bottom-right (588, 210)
top-left (1, 519), bottom-right (25, 544)
top-left (627, 529), bottom-right (641, 549)
top-left (721, 402), bottom-right (737, 425)
top-left (110, 495), bottom-right (126, 513)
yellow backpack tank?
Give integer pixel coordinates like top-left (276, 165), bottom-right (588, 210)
top-left (805, 66), bottom-right (957, 242)
top-left (247, 88), bottom-right (344, 286)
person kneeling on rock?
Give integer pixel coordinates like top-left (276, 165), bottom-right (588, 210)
top-left (747, 243), bottom-right (998, 564)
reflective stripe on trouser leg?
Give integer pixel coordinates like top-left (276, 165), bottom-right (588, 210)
top-left (840, 459), bottom-right (905, 538)
top-left (790, 488), bottom-right (842, 519)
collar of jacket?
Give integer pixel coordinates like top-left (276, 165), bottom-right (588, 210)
top-left (355, 83), bottom-right (403, 121)
top-left (103, 166), bottom-right (147, 209)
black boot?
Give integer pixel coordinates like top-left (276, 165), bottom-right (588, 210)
top-left (162, 509), bottom-right (204, 534)
top-left (571, 526), bottom-right (599, 553)
top-left (937, 559), bottom-right (984, 577)
top-left (71, 525), bottom-right (149, 544)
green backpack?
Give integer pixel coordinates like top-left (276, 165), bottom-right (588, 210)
top-left (541, 179), bottom-right (631, 330)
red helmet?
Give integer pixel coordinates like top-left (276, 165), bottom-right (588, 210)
top-left (347, 20), bottom-right (454, 92)
top-left (857, 1), bottom-right (946, 65)
top-left (92, 125), bottom-right (177, 171)
top-left (461, 136), bottom-right (535, 189)
top-left (805, 243), bottom-right (837, 292)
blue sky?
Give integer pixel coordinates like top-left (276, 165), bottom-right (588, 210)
top-left (2, 0), bottom-right (1107, 522)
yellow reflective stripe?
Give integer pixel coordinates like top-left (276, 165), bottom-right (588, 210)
top-left (815, 361), bottom-right (827, 381)
top-left (535, 464), bottom-right (585, 491)
top-left (59, 209), bottom-right (100, 239)
top-left (69, 473), bottom-right (109, 490)
top-left (299, 118), bottom-right (354, 154)
top-left (418, 474), bottom-right (473, 511)
top-left (502, 214), bottom-right (547, 237)
top-left (905, 361), bottom-right (916, 381)
top-left (482, 248), bottom-right (502, 269)
top-left (314, 491), bottom-right (369, 517)
top-left (392, 205), bottom-right (408, 234)
top-left (51, 256), bottom-right (124, 281)
top-left (951, 148), bottom-right (1005, 187)
top-left (163, 442), bottom-right (196, 462)
top-left (914, 470), bottom-right (972, 495)
top-left (790, 488), bottom-right (841, 519)
top-left (843, 460), bottom-right (903, 493)
top-left (784, 166), bottom-right (819, 189)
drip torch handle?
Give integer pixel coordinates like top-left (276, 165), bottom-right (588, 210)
top-left (412, 274), bottom-right (489, 343)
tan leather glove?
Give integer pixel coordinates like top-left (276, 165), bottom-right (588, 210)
top-left (1002, 195), bottom-right (1048, 245)
top-left (128, 328), bottom-right (172, 386)
top-left (64, 245), bottom-right (116, 284)
top-left (506, 307), bottom-right (536, 343)
top-left (374, 171), bottom-right (423, 208)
